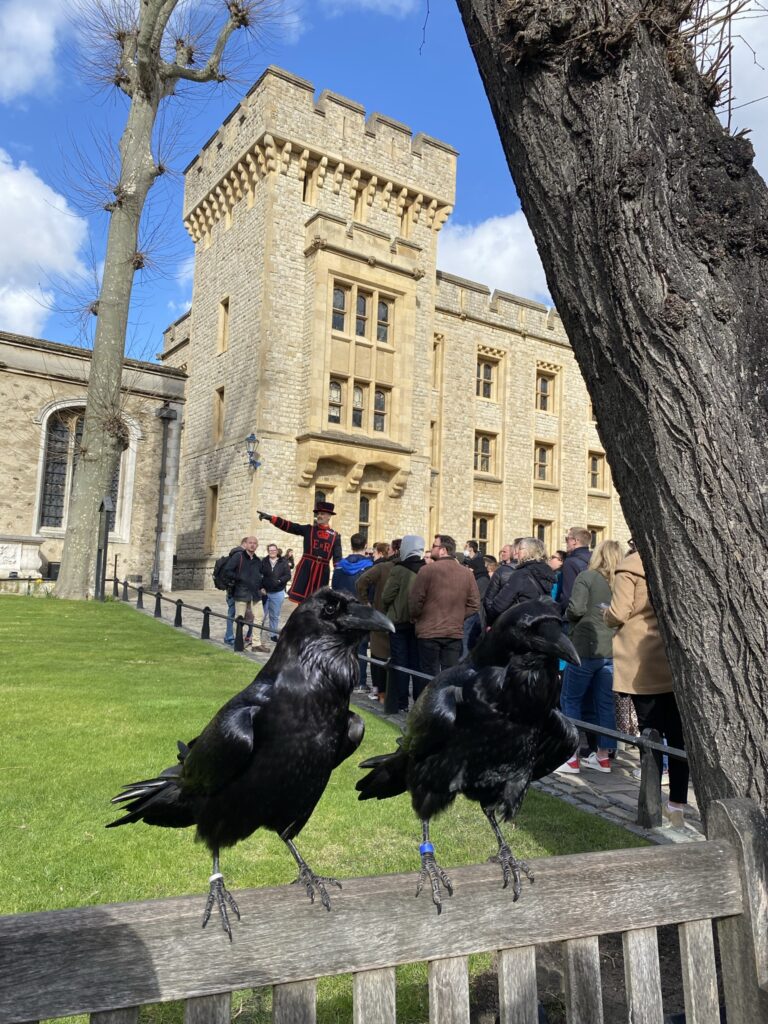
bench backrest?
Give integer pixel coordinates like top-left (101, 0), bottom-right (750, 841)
top-left (0, 799), bottom-right (766, 1024)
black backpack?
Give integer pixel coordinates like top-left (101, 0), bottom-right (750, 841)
top-left (212, 554), bottom-right (231, 591)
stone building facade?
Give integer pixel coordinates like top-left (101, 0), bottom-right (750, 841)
top-left (167, 66), bottom-right (627, 587)
top-left (0, 330), bottom-right (185, 587)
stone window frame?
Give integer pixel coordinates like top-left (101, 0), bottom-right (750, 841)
top-left (331, 278), bottom-right (396, 349)
top-left (472, 512), bottom-right (495, 556)
top-left (588, 450), bottom-right (608, 492)
top-left (213, 386), bottom-right (225, 443)
top-left (358, 492), bottom-right (374, 544)
top-left (532, 518), bottom-right (553, 552)
top-left (32, 398), bottom-right (139, 544)
top-left (473, 431), bottom-right (497, 475)
top-left (475, 346), bottom-right (505, 402)
top-left (588, 525), bottom-right (605, 549)
top-left (535, 361), bottom-right (560, 413)
top-left (217, 296), bottom-right (230, 354)
top-left (533, 440), bottom-right (556, 485)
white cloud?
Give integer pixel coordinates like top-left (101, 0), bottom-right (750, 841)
top-left (0, 0), bottom-right (69, 103)
top-left (0, 148), bottom-right (88, 335)
top-left (438, 212), bottom-right (551, 305)
top-left (319, 0), bottom-right (418, 16)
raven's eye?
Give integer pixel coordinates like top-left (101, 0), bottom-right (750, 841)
top-left (321, 599), bottom-right (339, 619)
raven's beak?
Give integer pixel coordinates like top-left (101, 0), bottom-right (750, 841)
top-left (553, 633), bottom-right (580, 666)
top-left (340, 606), bottom-right (395, 633)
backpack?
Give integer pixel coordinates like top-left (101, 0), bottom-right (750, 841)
top-left (212, 554), bottom-right (231, 591)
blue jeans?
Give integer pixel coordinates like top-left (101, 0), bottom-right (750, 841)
top-left (264, 590), bottom-right (286, 637)
top-left (224, 593), bottom-right (236, 643)
top-left (561, 657), bottom-right (617, 751)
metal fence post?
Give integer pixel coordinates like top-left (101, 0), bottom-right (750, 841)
top-left (154, 591), bottom-right (162, 618)
top-left (636, 727), bottom-right (663, 828)
top-left (174, 600), bottom-right (183, 628)
top-left (122, 580), bottom-right (129, 602)
top-left (201, 607), bottom-right (211, 640)
top-left (234, 616), bottom-right (245, 652)
top-left (112, 576), bottom-right (119, 599)
top-left (136, 586), bottom-right (144, 610)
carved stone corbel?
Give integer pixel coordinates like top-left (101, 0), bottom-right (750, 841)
top-left (346, 462), bottom-right (365, 492)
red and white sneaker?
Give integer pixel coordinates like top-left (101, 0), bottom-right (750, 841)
top-left (555, 758), bottom-right (581, 774)
top-left (581, 752), bottom-right (611, 773)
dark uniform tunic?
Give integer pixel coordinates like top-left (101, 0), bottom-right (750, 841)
top-left (266, 516), bottom-right (342, 603)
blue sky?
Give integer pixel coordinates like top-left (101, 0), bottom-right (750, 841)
top-left (1, 0), bottom-right (767, 360)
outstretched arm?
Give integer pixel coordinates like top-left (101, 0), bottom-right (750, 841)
top-left (258, 512), bottom-right (307, 537)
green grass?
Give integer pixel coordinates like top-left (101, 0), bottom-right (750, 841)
top-left (0, 596), bottom-right (646, 1023)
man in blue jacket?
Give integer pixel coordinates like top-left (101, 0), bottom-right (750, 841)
top-left (558, 527), bottom-right (592, 614)
top-left (332, 532), bottom-right (374, 690)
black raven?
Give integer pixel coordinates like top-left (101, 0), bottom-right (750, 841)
top-left (108, 588), bottom-right (393, 938)
top-left (356, 598), bottom-right (579, 912)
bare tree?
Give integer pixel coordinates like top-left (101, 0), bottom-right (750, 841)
top-left (56, 0), bottom-right (274, 599)
top-left (454, 0), bottom-right (768, 814)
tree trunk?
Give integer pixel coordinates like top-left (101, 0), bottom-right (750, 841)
top-left (455, 0), bottom-right (768, 813)
top-left (56, 92), bottom-right (158, 600)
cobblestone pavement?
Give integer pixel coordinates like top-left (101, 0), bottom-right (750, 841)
top-left (144, 587), bottom-right (704, 848)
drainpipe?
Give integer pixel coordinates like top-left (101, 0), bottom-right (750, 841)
top-left (150, 403), bottom-right (178, 590)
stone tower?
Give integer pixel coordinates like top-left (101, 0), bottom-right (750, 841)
top-left (172, 67), bottom-right (457, 584)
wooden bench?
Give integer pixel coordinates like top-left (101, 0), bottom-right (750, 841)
top-left (1, 799), bottom-right (766, 1024)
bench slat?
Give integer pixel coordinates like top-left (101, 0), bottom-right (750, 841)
top-left (91, 1010), bottom-right (139, 1024)
top-left (623, 926), bottom-right (663, 1024)
top-left (679, 919), bottom-right (720, 1024)
top-left (428, 956), bottom-right (469, 1024)
top-left (563, 935), bottom-right (603, 1024)
top-left (352, 967), bottom-right (396, 1024)
top-left (0, 841), bottom-right (743, 1024)
top-left (183, 993), bottom-right (230, 1024)
top-left (273, 979), bottom-right (316, 1024)
top-left (497, 946), bottom-right (537, 1024)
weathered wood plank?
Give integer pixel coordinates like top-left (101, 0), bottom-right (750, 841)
top-left (273, 979), bottom-right (316, 1024)
top-left (352, 967), bottom-right (396, 1024)
top-left (497, 946), bottom-right (538, 1024)
top-left (563, 935), bottom-right (603, 1024)
top-left (428, 956), bottom-right (469, 1024)
top-left (678, 919), bottom-right (720, 1024)
top-left (623, 927), bottom-right (663, 1024)
top-left (183, 993), bottom-right (230, 1024)
top-left (0, 840), bottom-right (741, 1024)
top-left (708, 799), bottom-right (768, 1024)
top-left (91, 1009), bottom-right (139, 1024)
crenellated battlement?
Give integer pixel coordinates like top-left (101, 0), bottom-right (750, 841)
top-left (434, 271), bottom-right (568, 344)
top-left (183, 67), bottom-right (456, 243)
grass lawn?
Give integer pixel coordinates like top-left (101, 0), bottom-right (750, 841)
top-left (1, 596), bottom-right (646, 1023)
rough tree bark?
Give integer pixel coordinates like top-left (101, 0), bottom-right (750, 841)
top-left (455, 0), bottom-right (768, 814)
top-left (56, 0), bottom-right (257, 600)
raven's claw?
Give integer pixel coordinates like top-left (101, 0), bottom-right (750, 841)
top-left (202, 874), bottom-right (240, 940)
top-left (490, 843), bottom-right (534, 900)
top-left (295, 865), bottom-right (342, 910)
top-left (416, 851), bottom-right (453, 914)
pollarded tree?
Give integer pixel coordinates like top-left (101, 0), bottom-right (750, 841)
top-left (455, 0), bottom-right (768, 814)
top-left (56, 0), bottom-right (275, 600)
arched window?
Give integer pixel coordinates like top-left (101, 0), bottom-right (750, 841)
top-left (328, 380), bottom-right (342, 424)
top-left (38, 407), bottom-right (121, 532)
top-left (352, 384), bottom-right (365, 428)
top-left (358, 494), bottom-right (371, 543)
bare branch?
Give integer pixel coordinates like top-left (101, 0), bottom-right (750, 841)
top-left (160, 0), bottom-right (251, 83)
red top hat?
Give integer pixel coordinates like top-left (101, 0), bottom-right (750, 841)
top-left (314, 501), bottom-right (335, 515)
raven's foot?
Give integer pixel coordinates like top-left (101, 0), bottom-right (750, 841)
top-left (489, 843), bottom-right (534, 901)
top-left (202, 872), bottom-right (241, 940)
top-left (294, 865), bottom-right (342, 911)
top-left (416, 843), bottom-right (453, 915)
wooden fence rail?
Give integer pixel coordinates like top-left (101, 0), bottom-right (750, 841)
top-left (1, 799), bottom-right (766, 1024)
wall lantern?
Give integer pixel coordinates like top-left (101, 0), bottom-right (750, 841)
top-left (245, 433), bottom-right (261, 470)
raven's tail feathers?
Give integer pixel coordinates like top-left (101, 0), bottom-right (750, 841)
top-left (107, 765), bottom-right (194, 829)
top-left (356, 749), bottom-right (408, 801)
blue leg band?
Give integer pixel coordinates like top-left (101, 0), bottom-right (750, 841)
top-left (420, 841), bottom-right (434, 855)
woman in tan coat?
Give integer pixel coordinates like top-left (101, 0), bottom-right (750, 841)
top-left (604, 550), bottom-right (689, 825)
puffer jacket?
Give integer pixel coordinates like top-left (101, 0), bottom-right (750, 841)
top-left (486, 559), bottom-right (555, 624)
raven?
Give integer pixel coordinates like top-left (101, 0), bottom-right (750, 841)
top-left (356, 598), bottom-right (579, 913)
top-left (109, 588), bottom-right (393, 938)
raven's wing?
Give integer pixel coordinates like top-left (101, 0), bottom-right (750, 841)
top-left (405, 664), bottom-right (505, 760)
top-left (333, 710), bottom-right (365, 768)
top-left (180, 679), bottom-right (273, 794)
top-left (531, 709), bottom-right (580, 780)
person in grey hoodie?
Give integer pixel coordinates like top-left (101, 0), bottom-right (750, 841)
top-left (381, 534), bottom-right (425, 711)
top-left (331, 532), bottom-right (374, 690)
